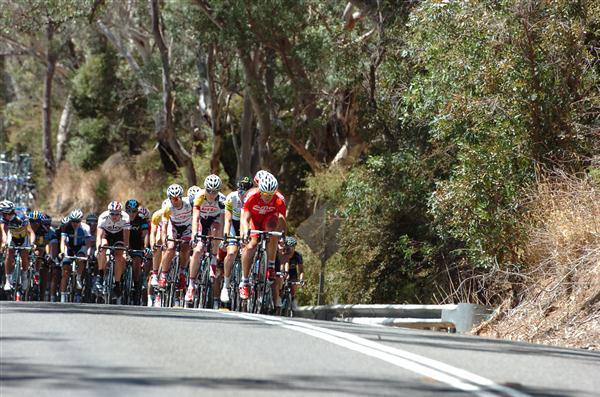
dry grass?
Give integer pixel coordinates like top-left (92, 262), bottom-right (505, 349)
top-left (475, 171), bottom-right (600, 350)
top-left (44, 151), bottom-right (166, 216)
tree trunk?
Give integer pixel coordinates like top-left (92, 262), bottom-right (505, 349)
top-left (43, 23), bottom-right (57, 179)
top-left (150, 0), bottom-right (196, 186)
top-left (207, 45), bottom-right (223, 175)
top-left (329, 87), bottom-right (365, 168)
top-left (237, 47), bottom-right (272, 170)
top-left (0, 53), bottom-right (6, 150)
top-left (56, 93), bottom-right (73, 163)
top-left (237, 90), bottom-right (254, 178)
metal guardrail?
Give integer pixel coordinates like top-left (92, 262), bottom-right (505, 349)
top-left (293, 303), bottom-right (494, 334)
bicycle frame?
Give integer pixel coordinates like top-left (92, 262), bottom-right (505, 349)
top-left (193, 234), bottom-right (226, 309)
top-left (247, 230), bottom-right (283, 314)
top-left (99, 245), bottom-right (127, 304)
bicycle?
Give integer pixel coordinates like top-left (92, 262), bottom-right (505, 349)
top-left (7, 245), bottom-right (32, 301)
top-left (98, 245), bottom-right (127, 304)
top-left (123, 249), bottom-right (146, 305)
top-left (277, 272), bottom-right (305, 317)
top-left (220, 235), bottom-right (245, 311)
top-left (160, 238), bottom-right (188, 308)
top-left (61, 254), bottom-right (89, 303)
top-left (82, 254), bottom-right (97, 303)
top-left (244, 230), bottom-right (283, 314)
top-left (190, 234), bottom-right (226, 309)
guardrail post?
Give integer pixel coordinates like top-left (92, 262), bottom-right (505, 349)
top-left (441, 303), bottom-right (493, 333)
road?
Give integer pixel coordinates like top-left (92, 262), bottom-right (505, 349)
top-left (1, 302), bottom-right (599, 396)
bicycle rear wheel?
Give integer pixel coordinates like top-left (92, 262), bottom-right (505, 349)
top-left (123, 264), bottom-right (133, 305)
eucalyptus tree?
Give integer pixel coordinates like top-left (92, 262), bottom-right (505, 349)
top-left (0, 0), bottom-right (93, 178)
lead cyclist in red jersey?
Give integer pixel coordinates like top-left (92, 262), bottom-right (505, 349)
top-left (239, 173), bottom-right (286, 300)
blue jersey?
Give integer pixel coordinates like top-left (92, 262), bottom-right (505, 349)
top-left (60, 223), bottom-right (90, 248)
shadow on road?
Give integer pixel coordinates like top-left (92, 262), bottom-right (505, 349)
top-left (0, 360), bottom-right (496, 397)
top-left (1, 359), bottom-right (588, 397)
top-left (0, 302), bottom-right (263, 326)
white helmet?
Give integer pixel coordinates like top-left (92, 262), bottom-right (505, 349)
top-left (167, 184), bottom-right (184, 198)
top-left (161, 198), bottom-right (171, 208)
top-left (69, 209), bottom-right (84, 221)
top-left (0, 200), bottom-right (15, 213)
top-left (187, 185), bottom-right (201, 197)
top-left (258, 173), bottom-right (278, 194)
top-left (254, 170), bottom-right (271, 186)
top-left (204, 174), bottom-right (221, 191)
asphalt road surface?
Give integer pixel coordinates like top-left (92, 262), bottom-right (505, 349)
top-left (1, 302), bottom-right (599, 396)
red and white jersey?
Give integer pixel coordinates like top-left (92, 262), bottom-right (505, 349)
top-left (162, 197), bottom-right (193, 227)
top-left (193, 191), bottom-right (226, 219)
top-left (98, 211), bottom-right (130, 234)
top-left (243, 190), bottom-right (286, 221)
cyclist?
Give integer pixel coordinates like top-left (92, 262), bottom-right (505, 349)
top-left (148, 207), bottom-right (164, 288)
top-left (42, 215), bottom-right (60, 301)
top-left (239, 173), bottom-right (286, 300)
top-left (220, 176), bottom-right (252, 303)
top-left (1, 200), bottom-right (36, 292)
top-left (159, 184), bottom-right (192, 289)
top-left (125, 199), bottom-right (148, 301)
top-left (59, 209), bottom-right (91, 303)
top-left (138, 207), bottom-right (151, 249)
top-left (96, 201), bottom-right (130, 301)
top-left (187, 185), bottom-right (201, 202)
top-left (85, 213), bottom-right (98, 247)
top-left (186, 175), bottom-right (226, 305)
top-left (277, 236), bottom-right (304, 310)
top-left (29, 211), bottom-right (52, 300)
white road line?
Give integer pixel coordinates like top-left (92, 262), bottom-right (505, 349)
top-left (224, 311), bottom-right (532, 397)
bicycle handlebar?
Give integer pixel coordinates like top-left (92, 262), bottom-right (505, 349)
top-left (248, 230), bottom-right (284, 237)
top-left (98, 245), bottom-right (128, 251)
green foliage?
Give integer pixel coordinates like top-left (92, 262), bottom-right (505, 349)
top-left (94, 173), bottom-right (110, 205)
top-left (67, 117), bottom-right (111, 170)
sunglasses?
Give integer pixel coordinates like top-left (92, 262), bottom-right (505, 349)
top-left (126, 209), bottom-right (138, 213)
top-left (110, 211), bottom-right (121, 216)
top-left (206, 189), bottom-right (219, 194)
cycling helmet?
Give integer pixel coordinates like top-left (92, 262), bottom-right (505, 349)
top-left (86, 213), bottom-right (98, 223)
top-left (125, 199), bottom-right (140, 211)
top-left (285, 236), bottom-right (297, 247)
top-left (167, 184), bottom-right (184, 198)
top-left (107, 201), bottom-right (122, 212)
top-left (69, 209), bottom-right (84, 222)
top-left (237, 176), bottom-right (253, 191)
top-left (0, 200), bottom-right (15, 213)
top-left (204, 174), bottom-right (221, 191)
top-left (161, 198), bottom-right (170, 208)
top-left (258, 173), bottom-right (278, 194)
top-left (61, 215), bottom-right (71, 225)
top-left (138, 207), bottom-right (150, 219)
top-left (253, 170), bottom-right (270, 186)
top-left (28, 210), bottom-right (43, 222)
top-left (187, 185), bottom-right (201, 198)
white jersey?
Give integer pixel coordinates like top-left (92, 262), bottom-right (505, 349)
top-left (98, 211), bottom-right (130, 234)
top-left (162, 197), bottom-right (193, 226)
top-left (224, 191), bottom-right (244, 221)
top-left (193, 191), bottom-right (226, 219)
